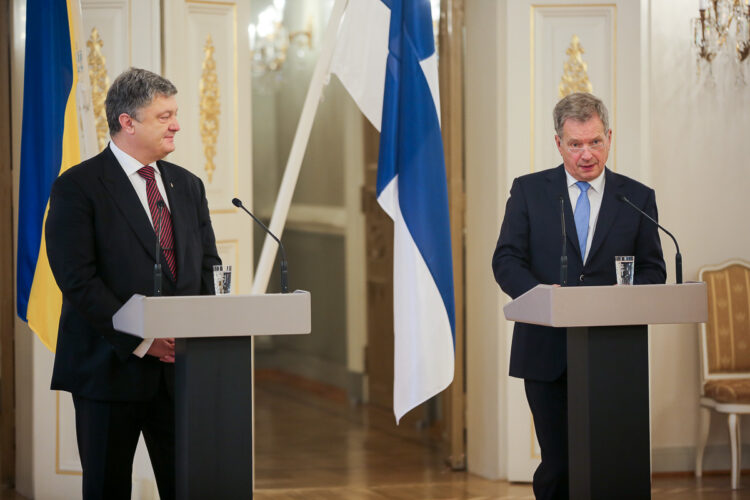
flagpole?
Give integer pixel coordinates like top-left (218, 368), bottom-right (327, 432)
top-left (251, 0), bottom-right (349, 294)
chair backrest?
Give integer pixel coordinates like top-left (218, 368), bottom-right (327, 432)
top-left (698, 260), bottom-right (750, 383)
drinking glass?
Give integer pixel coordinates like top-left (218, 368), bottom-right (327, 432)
top-left (615, 256), bottom-right (634, 285)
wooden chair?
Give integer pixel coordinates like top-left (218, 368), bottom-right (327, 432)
top-left (695, 260), bottom-right (750, 489)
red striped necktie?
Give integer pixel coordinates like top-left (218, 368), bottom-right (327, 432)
top-left (137, 165), bottom-right (177, 280)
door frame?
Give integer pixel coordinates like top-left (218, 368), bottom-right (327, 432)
top-left (438, 0), bottom-right (467, 471)
top-left (1, 0), bottom-right (17, 488)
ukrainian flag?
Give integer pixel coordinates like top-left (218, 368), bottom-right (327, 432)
top-left (17, 0), bottom-right (82, 351)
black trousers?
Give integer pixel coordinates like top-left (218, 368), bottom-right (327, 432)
top-left (525, 373), bottom-right (568, 500)
top-left (72, 374), bottom-right (175, 500)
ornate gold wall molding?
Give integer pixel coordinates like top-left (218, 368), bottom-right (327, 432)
top-left (199, 34), bottom-right (220, 183)
top-left (558, 34), bottom-right (593, 98)
top-left (86, 27), bottom-right (110, 152)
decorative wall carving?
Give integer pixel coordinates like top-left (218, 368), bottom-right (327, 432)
top-left (86, 27), bottom-right (111, 151)
top-left (199, 34), bottom-right (220, 183)
top-left (558, 34), bottom-right (593, 98)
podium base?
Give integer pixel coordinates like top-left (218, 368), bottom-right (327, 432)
top-left (567, 325), bottom-right (651, 500)
top-left (175, 337), bottom-right (254, 500)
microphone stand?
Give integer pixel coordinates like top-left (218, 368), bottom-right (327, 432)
top-left (559, 196), bottom-right (568, 286)
top-left (232, 198), bottom-right (289, 293)
top-left (618, 195), bottom-right (682, 284)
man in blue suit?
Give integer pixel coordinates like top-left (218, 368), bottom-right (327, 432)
top-left (492, 92), bottom-right (666, 500)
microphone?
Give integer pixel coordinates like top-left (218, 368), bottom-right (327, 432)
top-left (231, 198), bottom-right (289, 293)
top-left (153, 201), bottom-right (165, 296)
top-left (617, 194), bottom-right (682, 284)
top-left (559, 196), bottom-right (568, 286)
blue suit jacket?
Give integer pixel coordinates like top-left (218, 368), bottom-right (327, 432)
top-left (492, 165), bottom-right (666, 381)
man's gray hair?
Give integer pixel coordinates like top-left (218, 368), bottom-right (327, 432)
top-left (553, 92), bottom-right (609, 137)
top-left (105, 68), bottom-right (177, 135)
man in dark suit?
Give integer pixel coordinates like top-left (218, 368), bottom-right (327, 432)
top-left (492, 92), bottom-right (666, 500)
top-left (46, 68), bottom-right (221, 500)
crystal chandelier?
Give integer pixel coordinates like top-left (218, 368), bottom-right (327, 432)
top-left (693, 0), bottom-right (750, 75)
top-left (248, 0), bottom-right (313, 78)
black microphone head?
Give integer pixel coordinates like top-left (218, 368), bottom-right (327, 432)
top-left (156, 200), bottom-right (165, 208)
top-left (616, 194), bottom-right (627, 202)
top-left (232, 198), bottom-right (243, 208)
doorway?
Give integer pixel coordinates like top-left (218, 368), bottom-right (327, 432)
top-left (249, 0), bottom-right (466, 488)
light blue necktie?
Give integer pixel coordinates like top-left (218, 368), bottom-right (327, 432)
top-left (574, 181), bottom-right (591, 260)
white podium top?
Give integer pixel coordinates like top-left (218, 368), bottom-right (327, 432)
top-left (503, 283), bottom-right (707, 328)
top-left (112, 290), bottom-right (311, 339)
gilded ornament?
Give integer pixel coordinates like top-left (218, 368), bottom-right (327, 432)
top-left (200, 35), bottom-right (221, 183)
top-left (86, 27), bottom-right (111, 151)
top-left (558, 35), bottom-right (593, 98)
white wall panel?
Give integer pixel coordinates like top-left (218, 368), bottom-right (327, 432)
top-left (531, 5), bottom-right (616, 173)
top-left (466, 0), bottom-right (644, 481)
top-left (81, 0), bottom-right (130, 73)
top-left (182, 2), bottom-right (237, 210)
top-left (647, 0), bottom-right (750, 471)
top-left (163, 0), bottom-right (252, 295)
top-left (81, 0), bottom-right (161, 74)
top-left (55, 393), bottom-right (80, 474)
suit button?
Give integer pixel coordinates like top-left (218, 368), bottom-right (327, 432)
top-left (579, 274), bottom-right (585, 282)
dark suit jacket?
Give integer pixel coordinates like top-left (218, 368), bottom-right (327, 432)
top-left (46, 146), bottom-right (221, 401)
top-left (492, 165), bottom-right (666, 382)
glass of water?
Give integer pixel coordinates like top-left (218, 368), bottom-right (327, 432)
top-left (615, 256), bottom-right (634, 285)
top-left (213, 264), bottom-right (233, 294)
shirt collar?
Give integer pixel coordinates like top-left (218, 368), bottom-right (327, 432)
top-left (565, 167), bottom-right (606, 193)
top-left (109, 140), bottom-right (159, 178)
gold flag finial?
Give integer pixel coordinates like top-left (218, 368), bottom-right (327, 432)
top-left (199, 34), bottom-right (220, 184)
top-left (558, 35), bottom-right (593, 98)
top-left (86, 27), bottom-right (111, 151)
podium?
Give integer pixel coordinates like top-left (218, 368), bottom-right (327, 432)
top-left (113, 291), bottom-right (311, 500)
top-left (504, 283), bottom-right (707, 499)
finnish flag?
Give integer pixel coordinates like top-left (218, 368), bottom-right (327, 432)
top-left (331, 0), bottom-right (455, 423)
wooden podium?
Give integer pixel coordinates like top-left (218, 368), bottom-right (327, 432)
top-left (504, 283), bottom-right (707, 500)
top-left (113, 291), bottom-right (311, 500)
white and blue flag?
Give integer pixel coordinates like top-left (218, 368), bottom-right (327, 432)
top-left (331, 0), bottom-right (455, 422)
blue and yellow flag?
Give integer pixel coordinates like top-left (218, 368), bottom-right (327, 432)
top-left (17, 0), bottom-right (83, 351)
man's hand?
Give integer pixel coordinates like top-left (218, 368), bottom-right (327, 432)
top-left (146, 338), bottom-right (175, 363)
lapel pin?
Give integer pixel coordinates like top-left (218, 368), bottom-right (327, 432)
top-left (170, 182), bottom-right (174, 188)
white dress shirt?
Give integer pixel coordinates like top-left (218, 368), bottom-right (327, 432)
top-left (565, 169), bottom-right (606, 264)
top-left (109, 140), bottom-right (171, 357)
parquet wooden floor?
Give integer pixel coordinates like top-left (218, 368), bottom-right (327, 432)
top-left (2, 371), bottom-right (749, 498)
top-left (254, 369), bottom-right (750, 499)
